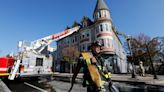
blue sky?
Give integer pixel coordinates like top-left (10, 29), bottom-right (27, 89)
top-left (0, 0), bottom-right (164, 56)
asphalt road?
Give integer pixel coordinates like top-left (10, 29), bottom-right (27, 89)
top-left (1, 75), bottom-right (164, 92)
top-left (48, 80), bottom-right (164, 92)
top-left (48, 80), bottom-right (86, 92)
top-left (2, 78), bottom-right (55, 92)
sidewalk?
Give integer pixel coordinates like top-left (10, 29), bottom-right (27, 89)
top-left (53, 72), bottom-right (164, 87)
top-left (0, 79), bottom-right (11, 92)
top-left (110, 74), bottom-right (164, 86)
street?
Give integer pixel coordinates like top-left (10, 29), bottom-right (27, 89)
top-left (48, 79), bottom-right (164, 92)
top-left (0, 0), bottom-right (163, 92)
top-left (1, 74), bottom-right (164, 92)
top-left (49, 80), bottom-right (86, 92)
top-left (2, 78), bottom-right (55, 92)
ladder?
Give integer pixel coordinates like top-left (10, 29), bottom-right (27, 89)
top-left (8, 60), bottom-right (21, 80)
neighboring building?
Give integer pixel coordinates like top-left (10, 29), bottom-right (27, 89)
top-left (55, 0), bottom-right (127, 73)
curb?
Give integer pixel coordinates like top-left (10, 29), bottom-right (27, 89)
top-left (53, 74), bottom-right (164, 87)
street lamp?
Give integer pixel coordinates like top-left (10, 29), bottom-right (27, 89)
top-left (126, 35), bottom-right (136, 78)
top-left (114, 26), bottom-right (136, 78)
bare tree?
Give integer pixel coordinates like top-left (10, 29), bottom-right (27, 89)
top-left (129, 34), bottom-right (157, 64)
top-left (129, 33), bottom-right (160, 79)
top-left (61, 45), bottom-right (80, 73)
top-left (153, 37), bottom-right (164, 74)
top-left (61, 46), bottom-right (80, 63)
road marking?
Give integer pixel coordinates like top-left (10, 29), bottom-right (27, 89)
top-left (24, 82), bottom-right (48, 92)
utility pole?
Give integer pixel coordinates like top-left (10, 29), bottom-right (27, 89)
top-left (114, 26), bottom-right (136, 78)
top-left (127, 36), bottom-right (136, 78)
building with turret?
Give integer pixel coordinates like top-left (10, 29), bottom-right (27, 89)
top-left (55, 0), bottom-right (127, 73)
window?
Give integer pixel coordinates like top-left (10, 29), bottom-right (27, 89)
top-left (83, 22), bottom-right (85, 27)
top-left (96, 26), bottom-right (99, 33)
top-left (75, 36), bottom-right (77, 42)
top-left (100, 24), bottom-right (103, 32)
top-left (97, 13), bottom-right (99, 19)
top-left (72, 39), bottom-right (74, 43)
top-left (65, 38), bottom-right (69, 44)
top-left (100, 39), bottom-right (104, 47)
top-left (82, 34), bottom-right (85, 38)
top-left (101, 11), bottom-right (104, 17)
top-left (83, 44), bottom-right (85, 50)
top-left (104, 11), bottom-right (107, 17)
top-left (106, 24), bottom-right (108, 31)
top-left (107, 39), bottom-right (110, 48)
top-left (85, 44), bottom-right (88, 51)
top-left (64, 39), bottom-right (67, 44)
top-left (99, 11), bottom-right (101, 18)
top-left (83, 21), bottom-right (88, 27)
top-left (36, 58), bottom-right (43, 66)
top-left (63, 40), bottom-right (65, 44)
top-left (109, 28), bottom-right (111, 32)
top-left (87, 33), bottom-right (89, 37)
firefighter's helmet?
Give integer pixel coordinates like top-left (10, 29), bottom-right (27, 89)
top-left (91, 40), bottom-right (101, 47)
top-left (88, 40), bottom-right (101, 50)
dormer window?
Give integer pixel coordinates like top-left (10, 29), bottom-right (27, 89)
top-left (81, 16), bottom-right (92, 27)
top-left (82, 22), bottom-right (85, 27)
top-left (83, 21), bottom-right (88, 27)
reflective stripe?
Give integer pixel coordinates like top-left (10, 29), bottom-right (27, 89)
top-left (97, 65), bottom-right (111, 79)
top-left (104, 74), bottom-right (109, 79)
top-left (0, 68), bottom-right (8, 71)
top-left (108, 72), bottom-right (111, 76)
top-left (24, 69), bottom-right (33, 72)
top-left (104, 72), bottom-right (111, 79)
top-left (86, 80), bottom-right (89, 85)
top-left (0, 73), bottom-right (9, 76)
top-left (86, 59), bottom-right (91, 65)
top-left (98, 66), bottom-right (105, 71)
top-left (98, 66), bottom-right (101, 70)
top-left (102, 67), bottom-right (105, 71)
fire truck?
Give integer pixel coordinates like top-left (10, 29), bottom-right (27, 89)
top-left (0, 57), bottom-right (15, 76)
top-left (0, 26), bottom-right (80, 80)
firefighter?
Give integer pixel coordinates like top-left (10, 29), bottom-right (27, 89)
top-left (68, 41), bottom-right (116, 92)
top-left (139, 61), bottom-right (145, 76)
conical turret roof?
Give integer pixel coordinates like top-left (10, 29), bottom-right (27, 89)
top-left (94, 0), bottom-right (109, 14)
